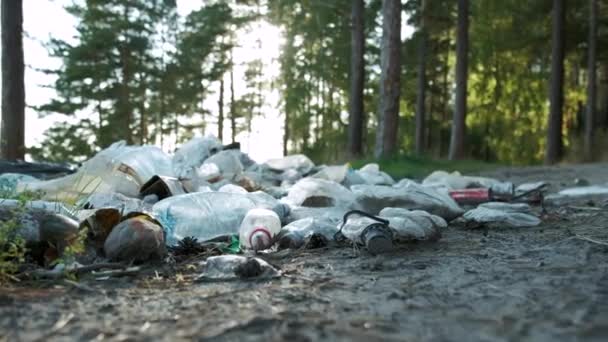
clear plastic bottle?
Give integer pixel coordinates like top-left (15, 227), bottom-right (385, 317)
top-left (239, 208), bottom-right (282, 251)
top-left (152, 192), bottom-right (288, 246)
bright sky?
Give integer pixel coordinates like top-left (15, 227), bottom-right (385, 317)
top-left (9, 1), bottom-right (413, 163)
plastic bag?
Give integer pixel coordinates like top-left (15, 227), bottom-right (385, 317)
top-left (462, 202), bottom-right (540, 227)
top-left (282, 177), bottom-right (358, 209)
top-left (153, 191), bottom-right (289, 246)
top-left (422, 170), bottom-right (499, 190)
top-left (379, 208), bottom-right (445, 242)
top-left (544, 185), bottom-right (608, 206)
top-left (311, 165), bottom-right (349, 184)
top-left (356, 163), bottom-right (395, 186)
top-left (172, 135), bottom-right (223, 179)
top-left (202, 150), bottom-right (244, 181)
top-left (196, 255), bottom-right (280, 281)
top-left (264, 154), bottom-right (315, 175)
top-left (218, 184), bottom-right (248, 194)
top-left (18, 141), bottom-right (173, 203)
top-left (81, 192), bottom-right (148, 214)
top-left (352, 182), bottom-right (464, 221)
top-left (276, 217), bottom-right (339, 249)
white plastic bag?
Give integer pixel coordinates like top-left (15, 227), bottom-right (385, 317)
top-left (352, 182), bottom-right (464, 221)
top-left (282, 177), bottom-right (358, 209)
top-left (264, 154), bottom-right (315, 174)
top-left (379, 207), bottom-right (445, 242)
top-left (356, 163), bottom-right (395, 185)
top-left (463, 202), bottom-right (540, 227)
top-left (422, 170), bottom-right (499, 190)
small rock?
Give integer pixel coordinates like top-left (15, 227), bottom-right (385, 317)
top-left (574, 178), bottom-right (590, 186)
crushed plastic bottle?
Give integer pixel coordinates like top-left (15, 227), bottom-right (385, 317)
top-left (378, 208), bottom-right (445, 242)
top-left (337, 210), bottom-right (394, 255)
top-left (276, 217), bottom-right (338, 250)
top-left (462, 202), bottom-right (541, 227)
top-left (239, 208), bottom-right (282, 251)
top-left (152, 191), bottom-right (289, 246)
top-left (352, 181), bottom-right (464, 221)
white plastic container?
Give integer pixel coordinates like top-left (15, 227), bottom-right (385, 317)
top-left (239, 208), bottom-right (282, 251)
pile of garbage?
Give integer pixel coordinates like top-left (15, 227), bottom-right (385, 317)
top-left (1, 135), bottom-right (604, 280)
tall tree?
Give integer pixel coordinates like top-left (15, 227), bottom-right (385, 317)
top-left (374, 0), bottom-right (401, 158)
top-left (545, 0), bottom-right (565, 164)
top-left (348, 0), bottom-right (365, 157)
top-left (448, 0), bottom-right (469, 160)
top-left (584, 0), bottom-right (597, 161)
top-left (230, 53), bottom-right (237, 143)
top-left (218, 79), bottom-right (225, 141)
top-left (415, 0), bottom-right (427, 156)
top-left (1, 0), bottom-right (25, 160)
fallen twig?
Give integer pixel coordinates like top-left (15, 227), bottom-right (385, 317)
top-left (575, 235), bottom-right (608, 247)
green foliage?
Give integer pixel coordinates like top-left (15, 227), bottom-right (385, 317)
top-left (0, 191), bottom-right (42, 283)
top-left (351, 154), bottom-right (499, 180)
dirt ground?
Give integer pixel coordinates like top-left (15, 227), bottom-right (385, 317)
top-left (1, 163), bottom-right (608, 342)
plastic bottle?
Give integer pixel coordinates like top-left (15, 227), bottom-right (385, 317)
top-left (337, 210), bottom-right (393, 255)
top-left (276, 217), bottom-right (338, 250)
top-left (239, 208), bottom-right (282, 251)
top-left (152, 192), bottom-right (288, 246)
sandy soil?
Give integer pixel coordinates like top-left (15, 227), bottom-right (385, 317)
top-left (1, 163), bottom-right (608, 342)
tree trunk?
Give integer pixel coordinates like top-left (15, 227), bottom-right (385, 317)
top-left (448, 0), bottom-right (469, 160)
top-left (584, 0), bottom-right (597, 161)
top-left (415, 0), bottom-right (427, 156)
top-left (1, 0), bottom-right (25, 160)
top-left (119, 4), bottom-right (133, 145)
top-left (374, 0), bottom-right (401, 158)
top-left (545, 0), bottom-right (566, 165)
top-left (230, 58), bottom-right (236, 144)
top-left (348, 0), bottom-right (365, 158)
top-left (218, 78), bottom-right (224, 141)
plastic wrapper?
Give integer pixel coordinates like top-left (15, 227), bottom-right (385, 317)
top-left (356, 163), bottom-right (395, 185)
top-left (311, 165), bottom-right (349, 184)
top-left (153, 191), bottom-right (289, 246)
top-left (282, 178), bottom-right (358, 209)
top-left (352, 182), bottom-right (464, 221)
top-left (172, 136), bottom-right (222, 179)
top-left (218, 184), bottom-right (248, 194)
top-left (202, 150), bottom-right (244, 181)
top-left (544, 185), bottom-right (608, 206)
top-left (463, 202), bottom-right (540, 227)
top-left (196, 255), bottom-right (280, 281)
top-left (379, 208), bottom-right (445, 242)
top-left (17, 141), bottom-right (173, 203)
top-left (276, 217), bottom-right (339, 249)
top-left (264, 154), bottom-right (315, 175)
top-left (81, 192), bottom-right (149, 214)
top-left (422, 170), bottom-right (500, 190)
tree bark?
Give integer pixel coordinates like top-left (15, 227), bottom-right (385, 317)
top-left (230, 57), bottom-right (236, 144)
top-left (218, 79), bottom-right (224, 141)
top-left (1, 0), bottom-right (25, 160)
top-left (448, 0), bottom-right (469, 160)
top-left (348, 0), bottom-right (365, 158)
top-left (584, 0), bottom-right (597, 161)
top-left (545, 0), bottom-right (566, 165)
top-left (415, 0), bottom-right (427, 156)
top-left (374, 0), bottom-right (401, 158)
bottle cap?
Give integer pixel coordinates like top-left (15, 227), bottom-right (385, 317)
top-left (249, 228), bottom-right (272, 251)
top-left (361, 224), bottom-right (393, 255)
